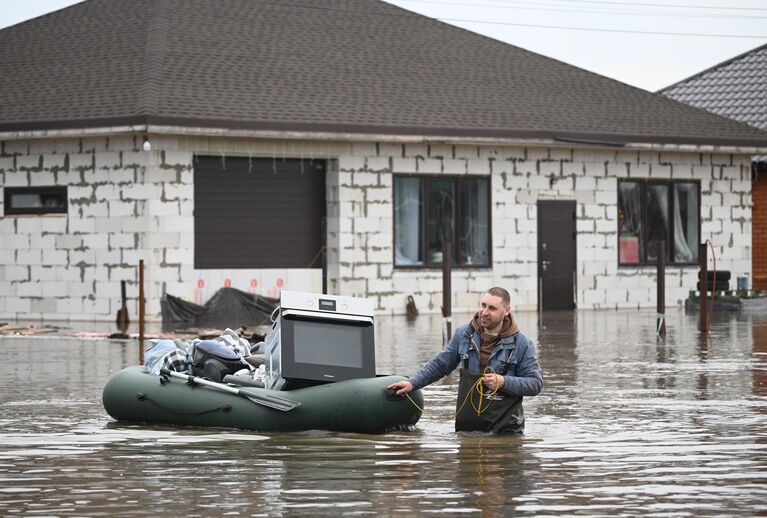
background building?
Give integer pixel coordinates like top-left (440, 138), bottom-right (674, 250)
top-left (659, 43), bottom-right (767, 290)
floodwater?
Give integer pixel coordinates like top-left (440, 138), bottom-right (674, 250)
top-left (0, 308), bottom-right (766, 516)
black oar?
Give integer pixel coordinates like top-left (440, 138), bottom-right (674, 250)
top-left (159, 368), bottom-right (300, 412)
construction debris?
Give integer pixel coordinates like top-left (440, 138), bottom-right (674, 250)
top-left (0, 322), bottom-right (268, 343)
top-left (0, 324), bottom-right (61, 336)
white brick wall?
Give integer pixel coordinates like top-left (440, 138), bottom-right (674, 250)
top-left (0, 137), bottom-right (178, 321)
top-left (330, 143), bottom-right (753, 314)
top-left (0, 135), bottom-right (755, 320)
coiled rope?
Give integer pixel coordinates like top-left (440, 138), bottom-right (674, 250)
top-left (405, 366), bottom-right (500, 418)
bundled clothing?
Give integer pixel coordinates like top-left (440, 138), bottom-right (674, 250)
top-left (144, 328), bottom-right (252, 378)
top-left (144, 339), bottom-right (191, 375)
top-left (408, 312), bottom-right (542, 434)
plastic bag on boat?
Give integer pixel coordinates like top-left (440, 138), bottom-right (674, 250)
top-left (144, 339), bottom-right (191, 375)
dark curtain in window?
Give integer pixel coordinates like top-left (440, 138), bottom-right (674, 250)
top-left (645, 184), bottom-right (670, 262)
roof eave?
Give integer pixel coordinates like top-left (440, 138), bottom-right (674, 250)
top-left (1, 116), bottom-right (767, 154)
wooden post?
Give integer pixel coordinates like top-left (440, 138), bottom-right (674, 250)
top-left (138, 259), bottom-right (145, 364)
top-left (698, 243), bottom-right (708, 333)
top-left (656, 240), bottom-right (666, 338)
top-left (442, 240), bottom-right (452, 344)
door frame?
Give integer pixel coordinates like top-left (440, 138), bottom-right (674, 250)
top-left (537, 199), bottom-right (577, 311)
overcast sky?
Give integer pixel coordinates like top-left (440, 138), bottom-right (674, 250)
top-left (1, 0), bottom-right (765, 92)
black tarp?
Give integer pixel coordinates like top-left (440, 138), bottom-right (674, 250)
top-left (161, 288), bottom-right (279, 332)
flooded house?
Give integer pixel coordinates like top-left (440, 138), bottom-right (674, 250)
top-left (1, 0), bottom-right (766, 322)
top-left (658, 43), bottom-right (767, 291)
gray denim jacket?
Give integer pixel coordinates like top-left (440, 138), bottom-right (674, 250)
top-left (409, 323), bottom-right (543, 397)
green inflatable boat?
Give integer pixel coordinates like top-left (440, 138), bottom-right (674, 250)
top-left (102, 366), bottom-right (423, 434)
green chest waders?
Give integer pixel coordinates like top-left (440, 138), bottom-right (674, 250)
top-left (455, 369), bottom-right (524, 434)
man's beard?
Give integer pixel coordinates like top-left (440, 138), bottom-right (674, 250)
top-left (482, 313), bottom-right (503, 331)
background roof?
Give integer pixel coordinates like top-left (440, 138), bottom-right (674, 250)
top-left (1, 0), bottom-right (766, 147)
top-left (659, 43), bottom-right (767, 132)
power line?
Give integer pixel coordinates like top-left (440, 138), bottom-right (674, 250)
top-left (471, 0), bottom-right (767, 11)
top-left (267, 1), bottom-right (767, 38)
top-left (439, 17), bottom-right (767, 38)
top-left (397, 0), bottom-right (767, 19)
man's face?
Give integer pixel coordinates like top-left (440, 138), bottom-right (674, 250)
top-left (479, 293), bottom-right (510, 331)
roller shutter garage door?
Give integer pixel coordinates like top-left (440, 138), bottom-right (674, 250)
top-left (194, 156), bottom-right (326, 269)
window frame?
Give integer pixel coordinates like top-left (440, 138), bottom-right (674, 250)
top-left (3, 186), bottom-right (68, 216)
top-left (617, 178), bottom-right (701, 267)
top-left (392, 174), bottom-right (492, 270)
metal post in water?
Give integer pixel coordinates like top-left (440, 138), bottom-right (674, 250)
top-left (656, 240), bottom-right (666, 338)
top-left (139, 259), bottom-right (145, 364)
top-left (698, 243), bottom-right (708, 333)
top-left (538, 278), bottom-right (543, 315)
top-left (442, 240), bottom-right (452, 344)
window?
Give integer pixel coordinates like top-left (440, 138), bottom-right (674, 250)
top-left (617, 179), bottom-right (699, 265)
top-left (3, 186), bottom-right (68, 215)
top-left (394, 175), bottom-right (491, 268)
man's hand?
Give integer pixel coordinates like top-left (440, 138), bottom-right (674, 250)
top-left (386, 380), bottom-right (414, 396)
top-left (483, 373), bottom-right (505, 391)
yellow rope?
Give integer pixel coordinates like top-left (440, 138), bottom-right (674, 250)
top-left (405, 392), bottom-right (425, 413)
top-left (405, 366), bottom-right (500, 418)
top-left (455, 366), bottom-right (499, 418)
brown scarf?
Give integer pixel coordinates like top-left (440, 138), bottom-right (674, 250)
top-left (471, 312), bottom-right (519, 369)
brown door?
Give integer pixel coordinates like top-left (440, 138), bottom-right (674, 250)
top-left (537, 200), bottom-right (577, 311)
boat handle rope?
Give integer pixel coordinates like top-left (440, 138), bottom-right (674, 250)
top-left (404, 366), bottom-right (500, 418)
top-left (136, 392), bottom-right (233, 415)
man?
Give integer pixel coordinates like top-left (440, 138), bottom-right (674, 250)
top-left (387, 287), bottom-right (542, 434)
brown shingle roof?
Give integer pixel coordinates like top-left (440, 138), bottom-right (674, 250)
top-left (1, 0), bottom-right (766, 147)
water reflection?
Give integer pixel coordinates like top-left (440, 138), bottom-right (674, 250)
top-left (0, 308), bottom-right (766, 515)
top-left (535, 311), bottom-right (578, 419)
